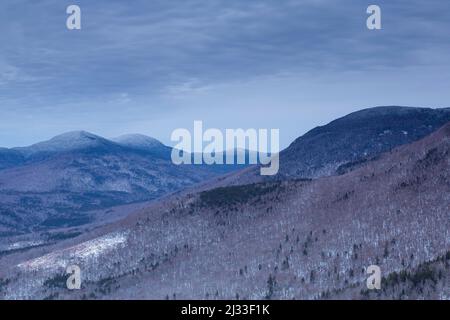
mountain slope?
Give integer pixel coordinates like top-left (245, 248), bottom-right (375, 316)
top-left (4, 121), bottom-right (449, 299)
top-left (112, 134), bottom-right (167, 151)
top-left (280, 106), bottom-right (450, 178)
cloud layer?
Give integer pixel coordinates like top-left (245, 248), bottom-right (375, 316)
top-left (1, 0), bottom-right (450, 147)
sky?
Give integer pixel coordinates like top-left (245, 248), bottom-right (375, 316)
top-left (1, 0), bottom-right (450, 148)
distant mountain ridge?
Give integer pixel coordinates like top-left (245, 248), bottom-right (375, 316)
top-left (0, 131), bottom-right (244, 234)
top-left (13, 131), bottom-right (115, 156)
top-left (2, 131), bottom-right (171, 164)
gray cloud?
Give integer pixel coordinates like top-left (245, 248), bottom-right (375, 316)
top-left (0, 0), bottom-right (449, 146)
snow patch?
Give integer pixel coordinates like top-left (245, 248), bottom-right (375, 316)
top-left (17, 232), bottom-right (128, 272)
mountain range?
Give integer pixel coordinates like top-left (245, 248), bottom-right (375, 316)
top-left (194, 106), bottom-right (450, 187)
top-left (0, 106), bottom-right (449, 300)
top-left (0, 131), bottom-right (243, 235)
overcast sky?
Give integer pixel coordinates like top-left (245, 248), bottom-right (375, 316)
top-left (1, 0), bottom-right (450, 148)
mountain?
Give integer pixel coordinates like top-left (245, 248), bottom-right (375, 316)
top-left (215, 106), bottom-right (450, 186)
top-left (12, 131), bottom-right (121, 159)
top-left (279, 106), bottom-right (450, 178)
top-left (3, 121), bottom-right (449, 299)
top-left (0, 131), bottom-right (243, 234)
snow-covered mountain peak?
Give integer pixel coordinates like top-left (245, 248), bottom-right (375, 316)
top-left (14, 131), bottom-right (113, 156)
